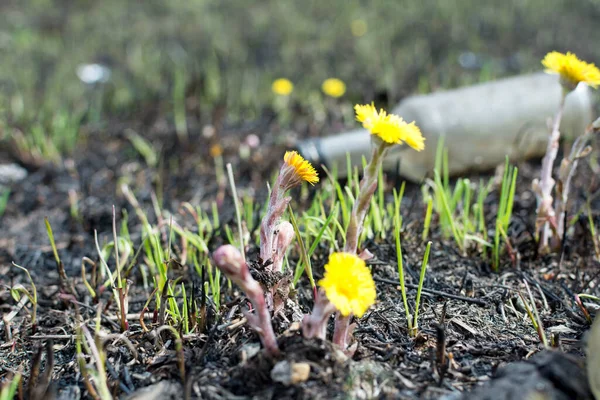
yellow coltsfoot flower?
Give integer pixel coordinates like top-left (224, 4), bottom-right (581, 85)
top-left (351, 19), bottom-right (367, 37)
top-left (401, 121), bottom-right (425, 151)
top-left (321, 78), bottom-right (346, 98)
top-left (271, 78), bottom-right (294, 96)
top-left (354, 103), bottom-right (425, 151)
top-left (261, 151), bottom-right (319, 264)
top-left (318, 252), bottom-right (376, 317)
top-left (371, 114), bottom-right (425, 150)
top-left (542, 51), bottom-right (600, 90)
top-left (283, 151), bottom-right (319, 185)
top-left (354, 103), bottom-right (384, 130)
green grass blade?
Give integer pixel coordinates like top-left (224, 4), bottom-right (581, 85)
top-left (395, 209), bottom-right (411, 328)
top-left (412, 241), bottom-right (431, 336)
top-left (289, 205), bottom-right (315, 290)
top-left (44, 217), bottom-right (61, 265)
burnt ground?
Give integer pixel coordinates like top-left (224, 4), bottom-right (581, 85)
top-left (1, 110), bottom-right (599, 400)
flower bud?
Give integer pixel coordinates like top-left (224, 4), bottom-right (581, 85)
top-left (275, 221), bottom-right (295, 250)
top-left (272, 221), bottom-right (295, 273)
top-left (212, 245), bottom-right (245, 278)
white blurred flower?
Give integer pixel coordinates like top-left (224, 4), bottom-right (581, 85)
top-left (76, 63), bottom-right (111, 84)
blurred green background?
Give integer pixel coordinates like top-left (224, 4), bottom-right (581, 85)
top-left (1, 0), bottom-right (599, 161)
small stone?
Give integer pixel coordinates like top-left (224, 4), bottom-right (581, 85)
top-left (76, 63), bottom-right (111, 84)
top-left (290, 363), bottom-right (311, 384)
top-left (245, 134), bottom-right (260, 148)
top-left (57, 385), bottom-right (80, 400)
top-left (0, 163), bottom-right (27, 185)
top-left (202, 125), bottom-right (215, 139)
top-left (239, 343), bottom-right (261, 364)
top-left (287, 321), bottom-right (301, 332)
top-left (332, 348), bottom-right (349, 363)
top-left (125, 381), bottom-right (182, 400)
top-left (271, 360), bottom-right (311, 385)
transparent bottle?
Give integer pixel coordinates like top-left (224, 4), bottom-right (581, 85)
top-left (298, 72), bottom-right (593, 181)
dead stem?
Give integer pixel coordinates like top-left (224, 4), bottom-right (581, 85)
top-left (556, 119), bottom-right (600, 240)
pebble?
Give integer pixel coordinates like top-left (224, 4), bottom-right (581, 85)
top-left (0, 163), bottom-right (27, 186)
top-left (56, 385), bottom-right (80, 400)
top-left (124, 380), bottom-right (182, 400)
top-left (76, 63), bottom-right (111, 84)
top-left (271, 360), bottom-right (311, 385)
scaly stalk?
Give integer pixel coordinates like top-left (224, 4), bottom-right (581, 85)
top-left (344, 144), bottom-right (387, 255)
top-left (334, 142), bottom-right (386, 350)
top-left (213, 245), bottom-right (279, 356)
top-left (536, 90), bottom-right (566, 251)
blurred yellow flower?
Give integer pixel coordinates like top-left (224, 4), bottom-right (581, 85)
top-left (283, 151), bottom-right (319, 185)
top-left (351, 19), bottom-right (367, 37)
top-left (271, 78), bottom-right (294, 96)
top-left (372, 114), bottom-right (425, 151)
top-left (318, 252), bottom-right (376, 317)
top-left (321, 78), bottom-right (346, 98)
top-left (354, 103), bottom-right (425, 151)
top-left (542, 51), bottom-right (600, 89)
top-left (209, 143), bottom-right (223, 157)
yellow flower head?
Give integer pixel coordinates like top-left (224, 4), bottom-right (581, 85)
top-left (351, 19), bottom-right (367, 37)
top-left (321, 78), bottom-right (346, 98)
top-left (355, 103), bottom-right (425, 151)
top-left (354, 103), bottom-right (385, 130)
top-left (401, 121), bottom-right (426, 151)
top-left (318, 252), bottom-right (376, 317)
top-left (272, 78), bottom-right (294, 96)
top-left (281, 151), bottom-right (319, 189)
top-left (542, 51), bottom-right (600, 89)
top-left (209, 143), bottom-right (223, 158)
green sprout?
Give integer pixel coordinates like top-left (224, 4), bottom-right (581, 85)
top-left (0, 188), bottom-right (9, 219)
top-left (0, 372), bottom-right (21, 400)
top-left (288, 204), bottom-right (315, 292)
top-left (76, 324), bottom-right (112, 400)
top-left (10, 108), bottom-right (83, 165)
top-left (293, 203), bottom-right (340, 286)
top-left (411, 241), bottom-right (432, 337)
top-left (172, 67), bottom-right (189, 143)
top-left (11, 263), bottom-right (38, 334)
top-left (519, 280), bottom-right (548, 347)
top-left (492, 158), bottom-right (518, 271)
top-left (395, 216), bottom-right (432, 338)
top-left (587, 202), bottom-right (600, 260)
top-left (126, 130), bottom-right (158, 168)
top-left (426, 140), bottom-right (494, 254)
top-left (395, 209), bottom-right (411, 332)
top-left (226, 162), bottom-right (246, 261)
top-left (422, 196), bottom-right (433, 241)
top-left (94, 225), bottom-right (129, 332)
top-left (157, 325), bottom-right (186, 382)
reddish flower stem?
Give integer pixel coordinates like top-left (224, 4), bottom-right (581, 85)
top-left (344, 144), bottom-right (387, 255)
top-left (334, 141), bottom-right (387, 350)
top-left (302, 289), bottom-right (337, 340)
top-left (259, 184), bottom-right (286, 267)
top-left (537, 91), bottom-right (566, 251)
top-left (212, 245), bottom-right (279, 356)
top-left (332, 313), bottom-right (352, 349)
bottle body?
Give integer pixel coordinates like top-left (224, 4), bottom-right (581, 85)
top-left (298, 72), bottom-right (593, 181)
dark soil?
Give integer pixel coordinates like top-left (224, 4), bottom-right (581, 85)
top-left (1, 113), bottom-right (599, 399)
